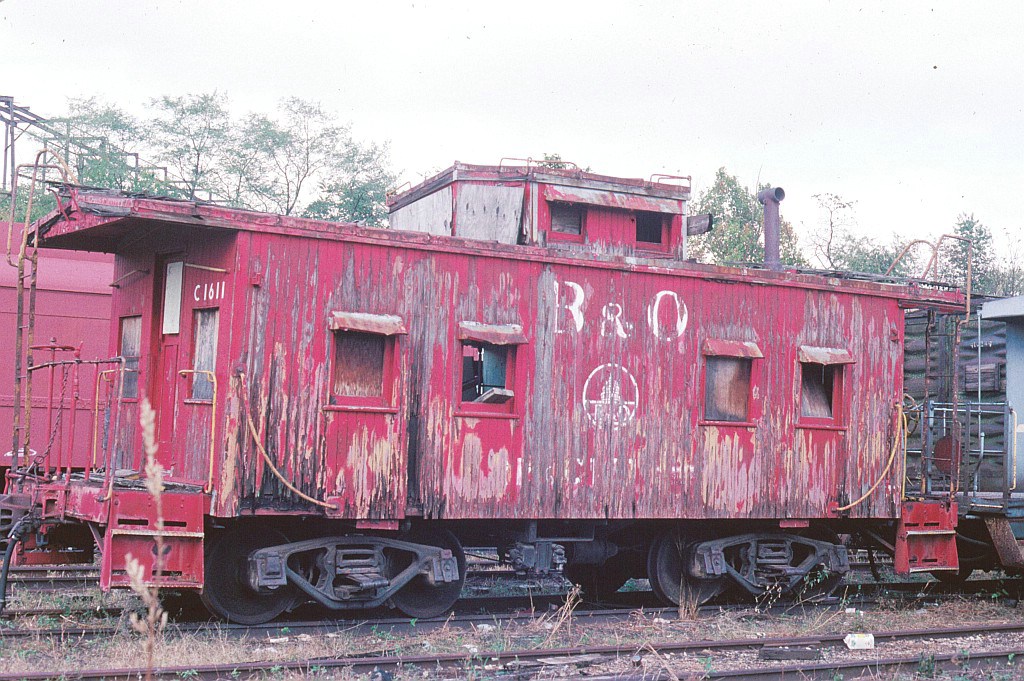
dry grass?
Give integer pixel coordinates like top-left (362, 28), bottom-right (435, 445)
top-left (2, 595), bottom-right (1023, 678)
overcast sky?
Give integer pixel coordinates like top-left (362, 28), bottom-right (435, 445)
top-left (3, 1), bottom-right (1023, 257)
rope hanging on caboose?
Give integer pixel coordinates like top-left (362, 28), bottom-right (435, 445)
top-left (834, 403), bottom-right (906, 512)
top-left (237, 372), bottom-right (338, 511)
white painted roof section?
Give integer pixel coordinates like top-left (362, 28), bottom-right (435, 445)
top-left (981, 296), bottom-right (1024, 320)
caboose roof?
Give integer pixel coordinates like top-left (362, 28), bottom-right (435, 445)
top-left (386, 161), bottom-right (691, 214)
top-left (32, 184), bottom-right (965, 312)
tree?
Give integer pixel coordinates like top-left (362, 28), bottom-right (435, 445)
top-left (148, 92), bottom-right (232, 200)
top-left (538, 152), bottom-right (590, 172)
top-left (991, 227), bottom-right (1024, 296)
top-left (808, 193), bottom-right (855, 270)
top-left (55, 97), bottom-right (151, 191)
top-left (303, 138), bottom-right (397, 226)
top-left (689, 167), bottom-right (805, 267)
top-left (805, 193), bottom-right (919, 278)
top-left (1, 185), bottom-right (55, 229)
top-left (939, 213), bottom-right (996, 294)
top-left (834, 233), bottom-right (919, 278)
top-left (222, 99), bottom-right (350, 215)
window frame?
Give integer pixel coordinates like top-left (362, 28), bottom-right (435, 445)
top-left (186, 306), bottom-right (220, 404)
top-left (546, 201), bottom-right (586, 244)
top-left (796, 346), bottom-right (854, 430)
top-left (161, 260), bottom-right (184, 336)
top-left (634, 210), bottom-right (669, 251)
top-left (118, 315), bottom-right (143, 401)
top-left (325, 312), bottom-right (406, 413)
top-left (699, 339), bottom-right (763, 427)
top-left (455, 321), bottom-right (526, 418)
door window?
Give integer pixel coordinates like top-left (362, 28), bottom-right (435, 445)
top-left (190, 308), bottom-right (219, 401)
top-left (119, 316), bottom-right (142, 399)
top-left (162, 261), bottom-right (184, 335)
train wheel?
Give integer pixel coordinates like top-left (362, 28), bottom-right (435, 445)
top-left (794, 564), bottom-right (844, 602)
top-left (647, 533), bottom-right (724, 607)
top-left (388, 527), bottom-right (466, 619)
top-left (201, 527), bottom-right (295, 625)
top-left (793, 528), bottom-right (845, 602)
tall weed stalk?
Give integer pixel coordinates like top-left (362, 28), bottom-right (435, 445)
top-left (125, 398), bottom-right (167, 681)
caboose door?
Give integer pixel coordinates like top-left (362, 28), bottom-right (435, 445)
top-left (152, 256), bottom-right (185, 473)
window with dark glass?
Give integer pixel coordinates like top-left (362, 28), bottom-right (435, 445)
top-left (550, 203), bottom-right (583, 236)
top-left (704, 356), bottom-right (752, 422)
top-left (332, 331), bottom-right (386, 399)
top-left (635, 211), bottom-right (665, 244)
top-left (461, 342), bottom-right (513, 404)
top-left (191, 308), bottom-right (219, 401)
top-left (119, 316), bottom-right (142, 399)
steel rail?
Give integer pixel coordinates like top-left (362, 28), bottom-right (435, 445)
top-left (2, 582), bottom-right (1019, 641)
top-left (0, 605), bottom-right (121, 620)
top-left (3, 574), bottom-right (99, 590)
top-left (5, 621), bottom-right (1024, 681)
top-left (0, 566), bottom-right (525, 596)
top-left (585, 648), bottom-right (1024, 680)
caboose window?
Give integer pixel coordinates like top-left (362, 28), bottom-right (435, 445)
top-left (800, 363), bottom-right (837, 419)
top-left (796, 346), bottom-right (853, 425)
top-left (161, 260), bottom-right (184, 335)
top-left (326, 312), bottom-right (406, 407)
top-left (461, 342), bottom-right (513, 403)
top-left (550, 202), bottom-right (583, 236)
top-left (332, 331), bottom-right (387, 399)
top-left (119, 315), bottom-right (142, 399)
top-left (635, 211), bottom-right (665, 245)
top-left (701, 339), bottom-right (762, 424)
top-left (191, 308), bottom-right (219, 401)
top-left (704, 356), bottom-right (753, 422)
top-left (457, 322), bottom-right (525, 410)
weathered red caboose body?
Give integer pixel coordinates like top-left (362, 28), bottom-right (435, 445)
top-left (1, 162), bottom-right (964, 622)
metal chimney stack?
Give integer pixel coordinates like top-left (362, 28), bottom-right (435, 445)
top-left (757, 186), bottom-right (785, 271)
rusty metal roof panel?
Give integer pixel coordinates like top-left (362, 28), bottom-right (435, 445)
top-left (798, 346), bottom-right (855, 364)
top-left (542, 185), bottom-right (685, 214)
top-left (329, 311), bottom-right (407, 335)
top-left (457, 322), bottom-right (527, 345)
top-left (702, 339), bottom-right (764, 358)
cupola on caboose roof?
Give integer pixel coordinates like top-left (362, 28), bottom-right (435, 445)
top-left (386, 160), bottom-right (709, 259)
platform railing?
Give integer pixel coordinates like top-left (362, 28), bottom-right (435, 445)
top-left (12, 355), bottom-right (127, 493)
top-left (905, 399), bottom-right (1014, 510)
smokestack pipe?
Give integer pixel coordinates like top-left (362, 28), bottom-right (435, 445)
top-left (757, 186), bottom-right (785, 271)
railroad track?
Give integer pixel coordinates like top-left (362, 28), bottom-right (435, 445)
top-left (3, 577), bottom-right (1020, 641)
top-left (3, 621), bottom-right (1023, 680)
top-left (3, 573), bottom-right (1019, 622)
top-left (0, 564), bottom-right (529, 593)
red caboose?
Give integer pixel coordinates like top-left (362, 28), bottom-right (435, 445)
top-left (1, 161), bottom-right (963, 622)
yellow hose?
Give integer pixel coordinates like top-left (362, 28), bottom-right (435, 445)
top-left (835, 404), bottom-right (905, 512)
top-left (238, 373), bottom-right (338, 511)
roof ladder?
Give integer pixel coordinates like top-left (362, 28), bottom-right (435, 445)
top-left (6, 151), bottom-right (75, 489)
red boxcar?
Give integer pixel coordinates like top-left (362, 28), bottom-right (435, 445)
top-left (1, 165), bottom-right (963, 623)
top-left (0, 241), bottom-right (113, 480)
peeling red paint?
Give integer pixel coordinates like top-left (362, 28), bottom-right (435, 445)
top-left (12, 173), bottom-right (964, 562)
